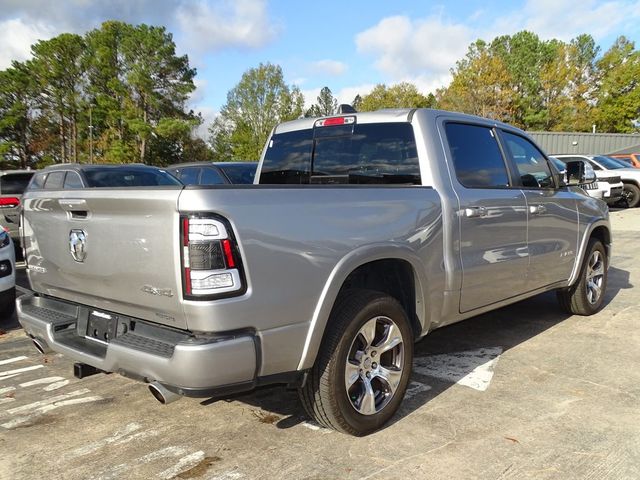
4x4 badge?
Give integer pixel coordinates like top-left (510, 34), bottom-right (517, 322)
top-left (69, 229), bottom-right (87, 262)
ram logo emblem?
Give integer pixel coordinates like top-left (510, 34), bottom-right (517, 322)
top-left (69, 229), bottom-right (87, 263)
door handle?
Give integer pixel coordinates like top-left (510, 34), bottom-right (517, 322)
top-left (529, 204), bottom-right (547, 215)
top-left (463, 206), bottom-right (487, 218)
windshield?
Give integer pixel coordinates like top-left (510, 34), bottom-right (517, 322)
top-left (217, 163), bottom-right (258, 184)
top-left (593, 156), bottom-right (626, 170)
top-left (260, 123), bottom-right (420, 185)
top-left (83, 167), bottom-right (182, 187)
top-left (549, 157), bottom-right (566, 172)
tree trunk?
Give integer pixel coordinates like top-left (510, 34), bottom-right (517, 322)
top-left (59, 110), bottom-right (66, 163)
top-left (72, 113), bottom-right (78, 163)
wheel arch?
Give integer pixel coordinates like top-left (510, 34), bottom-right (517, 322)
top-left (296, 245), bottom-right (428, 371)
top-left (568, 220), bottom-right (611, 287)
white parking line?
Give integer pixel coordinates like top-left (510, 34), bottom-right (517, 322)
top-left (0, 386), bottom-right (16, 395)
top-left (0, 356), bottom-right (28, 366)
top-left (0, 365), bottom-right (44, 378)
top-left (7, 389), bottom-right (92, 415)
top-left (157, 451), bottom-right (205, 480)
top-left (43, 380), bottom-right (70, 391)
top-left (2, 395), bottom-right (103, 429)
top-left (19, 377), bottom-right (66, 388)
top-left (413, 347), bottom-right (503, 392)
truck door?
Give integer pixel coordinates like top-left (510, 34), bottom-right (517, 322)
top-left (443, 122), bottom-right (529, 313)
top-left (499, 131), bottom-right (579, 288)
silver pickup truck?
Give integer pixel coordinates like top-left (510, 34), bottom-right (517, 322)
top-left (18, 109), bottom-right (611, 435)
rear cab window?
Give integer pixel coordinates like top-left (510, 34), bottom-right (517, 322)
top-left (445, 123), bottom-right (510, 188)
top-left (260, 121), bottom-right (421, 185)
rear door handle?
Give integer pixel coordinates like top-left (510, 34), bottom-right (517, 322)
top-left (463, 206), bottom-right (487, 218)
top-left (529, 204), bottom-right (547, 215)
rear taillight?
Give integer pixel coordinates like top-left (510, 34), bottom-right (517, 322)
top-left (181, 215), bottom-right (246, 299)
top-left (0, 197), bottom-right (20, 208)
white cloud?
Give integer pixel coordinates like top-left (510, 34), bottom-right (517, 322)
top-left (491, 0), bottom-right (640, 41)
top-left (356, 15), bottom-right (472, 81)
top-left (335, 84), bottom-right (376, 105)
top-left (310, 59), bottom-right (348, 76)
top-left (176, 0), bottom-right (279, 52)
top-left (193, 106), bottom-right (217, 140)
top-left (0, 18), bottom-right (57, 68)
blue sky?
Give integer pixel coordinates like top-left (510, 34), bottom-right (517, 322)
top-left (0, 0), bottom-right (639, 134)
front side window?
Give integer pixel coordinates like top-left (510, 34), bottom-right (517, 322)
top-left (502, 132), bottom-right (554, 188)
top-left (445, 123), bottom-right (510, 188)
top-left (260, 123), bottom-right (420, 185)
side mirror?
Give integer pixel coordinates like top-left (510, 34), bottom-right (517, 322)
top-left (565, 160), bottom-right (596, 185)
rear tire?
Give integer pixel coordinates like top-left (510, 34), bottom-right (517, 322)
top-left (299, 289), bottom-right (413, 436)
top-left (557, 239), bottom-right (607, 315)
top-left (622, 183), bottom-right (640, 208)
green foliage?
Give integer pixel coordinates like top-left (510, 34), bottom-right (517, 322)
top-left (436, 31), bottom-right (636, 133)
top-left (0, 21), bottom-right (204, 168)
top-left (209, 63), bottom-right (304, 161)
top-left (358, 83), bottom-right (435, 111)
top-left (305, 86), bottom-right (338, 117)
top-left (594, 36), bottom-right (640, 133)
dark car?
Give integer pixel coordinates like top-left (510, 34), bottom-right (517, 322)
top-left (0, 170), bottom-right (35, 242)
top-left (167, 162), bottom-right (258, 185)
top-left (27, 164), bottom-right (182, 191)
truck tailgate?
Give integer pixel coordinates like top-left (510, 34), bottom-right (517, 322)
top-left (22, 187), bottom-right (187, 329)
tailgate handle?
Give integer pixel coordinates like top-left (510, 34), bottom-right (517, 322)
top-left (59, 199), bottom-right (89, 219)
top-left (59, 199), bottom-right (88, 211)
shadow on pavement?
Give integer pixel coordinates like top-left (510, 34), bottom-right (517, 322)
top-left (206, 264), bottom-right (631, 432)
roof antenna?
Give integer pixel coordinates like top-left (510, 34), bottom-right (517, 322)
top-left (337, 104), bottom-right (357, 114)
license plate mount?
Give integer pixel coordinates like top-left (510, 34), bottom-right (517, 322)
top-left (86, 310), bottom-right (118, 343)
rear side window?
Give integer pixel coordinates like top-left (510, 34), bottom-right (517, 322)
top-left (175, 167), bottom-right (201, 185)
top-left (445, 123), bottom-right (510, 188)
top-left (0, 173), bottom-right (34, 194)
top-left (43, 171), bottom-right (65, 189)
top-left (63, 171), bottom-right (83, 189)
top-left (260, 123), bottom-right (420, 185)
top-left (217, 164), bottom-right (257, 184)
top-left (83, 167), bottom-right (182, 187)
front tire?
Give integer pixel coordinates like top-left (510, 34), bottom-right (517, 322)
top-left (557, 239), bottom-right (607, 315)
top-left (621, 183), bottom-right (640, 208)
top-left (299, 290), bottom-right (413, 436)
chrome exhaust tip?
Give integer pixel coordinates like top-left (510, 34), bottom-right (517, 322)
top-left (31, 337), bottom-right (52, 354)
top-left (148, 382), bottom-right (181, 405)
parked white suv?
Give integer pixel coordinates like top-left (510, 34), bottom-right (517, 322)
top-left (0, 228), bottom-right (15, 319)
top-left (555, 155), bottom-right (628, 206)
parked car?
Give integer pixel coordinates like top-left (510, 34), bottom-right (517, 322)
top-left (554, 154), bottom-right (640, 208)
top-left (610, 153), bottom-right (640, 168)
top-left (0, 228), bottom-right (16, 319)
top-left (167, 162), bottom-right (258, 185)
top-left (549, 156), bottom-right (607, 200)
top-left (0, 170), bottom-right (35, 252)
top-left (27, 164), bottom-right (182, 191)
top-left (18, 109), bottom-right (611, 435)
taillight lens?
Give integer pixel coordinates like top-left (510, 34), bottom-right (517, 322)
top-left (0, 197), bottom-right (20, 208)
top-left (181, 215), bottom-right (246, 299)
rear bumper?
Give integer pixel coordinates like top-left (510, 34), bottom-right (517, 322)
top-left (17, 294), bottom-right (257, 396)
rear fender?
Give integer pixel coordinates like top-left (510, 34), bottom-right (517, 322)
top-left (296, 244), bottom-right (428, 370)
